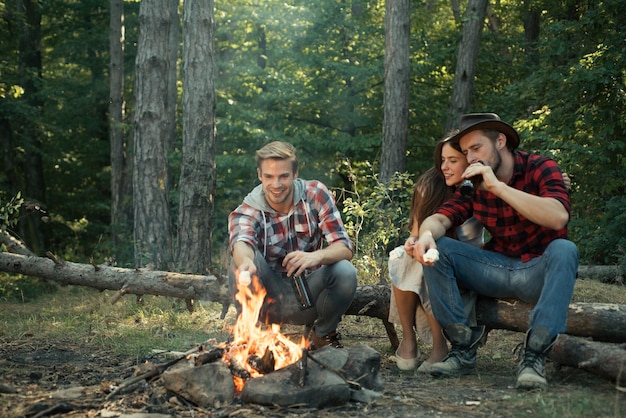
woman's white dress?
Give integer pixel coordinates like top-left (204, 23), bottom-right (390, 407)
top-left (388, 217), bottom-right (483, 344)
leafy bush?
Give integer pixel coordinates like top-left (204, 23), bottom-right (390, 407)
top-left (341, 169), bottom-right (414, 285)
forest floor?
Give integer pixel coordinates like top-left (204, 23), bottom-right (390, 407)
top-left (1, 279), bottom-right (625, 417)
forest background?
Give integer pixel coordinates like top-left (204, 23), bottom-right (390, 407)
top-left (1, 0), bottom-right (625, 300)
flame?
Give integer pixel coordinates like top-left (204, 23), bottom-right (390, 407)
top-left (223, 271), bottom-right (307, 391)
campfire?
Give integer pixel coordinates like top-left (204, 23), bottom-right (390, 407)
top-left (222, 271), bottom-right (308, 391)
top-left (152, 271), bottom-right (384, 408)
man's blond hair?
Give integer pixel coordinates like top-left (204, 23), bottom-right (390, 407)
top-left (256, 141), bottom-right (299, 173)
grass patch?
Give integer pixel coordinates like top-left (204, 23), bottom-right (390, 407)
top-left (0, 286), bottom-right (232, 357)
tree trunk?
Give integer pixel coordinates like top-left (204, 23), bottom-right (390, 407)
top-left (176, 0), bottom-right (216, 275)
top-left (445, 0), bottom-right (488, 132)
top-left (550, 334), bottom-right (626, 385)
top-left (109, 0), bottom-right (132, 251)
top-left (0, 252), bottom-right (229, 305)
top-left (475, 296), bottom-right (626, 343)
top-left (523, 2), bottom-right (541, 66)
top-left (379, 0), bottom-right (409, 184)
top-left (16, 0), bottom-right (48, 255)
top-left (578, 265), bottom-right (624, 284)
top-left (133, 0), bottom-right (174, 270)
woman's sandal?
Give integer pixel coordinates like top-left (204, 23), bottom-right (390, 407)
top-left (395, 348), bottom-right (418, 371)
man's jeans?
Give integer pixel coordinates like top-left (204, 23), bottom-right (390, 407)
top-left (229, 252), bottom-right (357, 337)
top-left (423, 237), bottom-right (578, 338)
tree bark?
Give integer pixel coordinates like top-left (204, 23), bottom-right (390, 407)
top-left (445, 0), bottom-right (488, 132)
top-left (16, 0), bottom-right (48, 255)
top-left (578, 265), bottom-right (624, 284)
top-left (475, 296), bottom-right (626, 343)
top-left (109, 0), bottom-right (132, 251)
top-left (0, 252), bottom-right (229, 304)
top-left (176, 0), bottom-right (216, 275)
top-left (133, 0), bottom-right (175, 270)
top-left (379, 0), bottom-right (409, 183)
top-left (550, 334), bottom-right (626, 385)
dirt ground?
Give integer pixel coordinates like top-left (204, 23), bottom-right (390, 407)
top-left (1, 322), bottom-right (624, 418)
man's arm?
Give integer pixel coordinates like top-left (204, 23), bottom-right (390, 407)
top-left (232, 241), bottom-right (257, 275)
top-left (464, 162), bottom-right (570, 231)
top-left (283, 241), bottom-right (352, 278)
top-left (490, 183), bottom-right (569, 230)
top-left (413, 213), bottom-right (452, 265)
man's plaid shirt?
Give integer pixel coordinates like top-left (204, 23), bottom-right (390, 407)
top-left (229, 179), bottom-right (353, 274)
top-left (437, 151), bottom-right (570, 262)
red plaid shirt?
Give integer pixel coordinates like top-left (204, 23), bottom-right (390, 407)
top-left (229, 179), bottom-right (353, 273)
top-left (437, 151), bottom-right (570, 262)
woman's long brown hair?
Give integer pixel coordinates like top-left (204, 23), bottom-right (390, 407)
top-left (407, 135), bottom-right (463, 233)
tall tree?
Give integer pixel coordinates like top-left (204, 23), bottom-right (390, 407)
top-left (133, 0), bottom-right (174, 270)
top-left (379, 0), bottom-right (410, 183)
top-left (15, 0), bottom-right (47, 255)
top-left (444, 0), bottom-right (488, 132)
top-left (109, 0), bottom-right (131, 251)
top-left (176, 0), bottom-right (216, 274)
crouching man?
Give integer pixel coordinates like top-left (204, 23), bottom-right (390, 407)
top-left (228, 141), bottom-right (357, 349)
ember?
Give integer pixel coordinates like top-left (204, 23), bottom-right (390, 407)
top-left (222, 271), bottom-right (307, 391)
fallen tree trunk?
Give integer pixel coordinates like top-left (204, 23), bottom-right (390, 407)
top-left (0, 251), bottom-right (230, 304)
top-left (1, 252), bottom-right (625, 344)
top-left (550, 334), bottom-right (626, 386)
top-left (476, 296), bottom-right (626, 343)
top-left (578, 265), bottom-right (624, 284)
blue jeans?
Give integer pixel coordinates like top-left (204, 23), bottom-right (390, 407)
top-left (423, 237), bottom-right (578, 338)
top-left (229, 252), bottom-right (357, 336)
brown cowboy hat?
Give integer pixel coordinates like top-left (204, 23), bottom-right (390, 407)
top-left (447, 113), bottom-right (520, 150)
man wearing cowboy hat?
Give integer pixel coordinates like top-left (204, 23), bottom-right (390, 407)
top-left (412, 113), bottom-right (578, 390)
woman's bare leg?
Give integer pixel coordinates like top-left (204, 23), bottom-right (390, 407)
top-left (424, 310), bottom-right (448, 363)
top-left (392, 285), bottom-right (418, 359)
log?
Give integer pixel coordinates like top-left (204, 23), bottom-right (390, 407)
top-left (1, 252), bottom-right (625, 343)
top-left (550, 334), bottom-right (626, 386)
top-left (476, 296), bottom-right (626, 343)
top-left (0, 252), bottom-right (230, 304)
top-left (578, 265), bottom-right (624, 284)
top-left (3, 251), bottom-right (626, 385)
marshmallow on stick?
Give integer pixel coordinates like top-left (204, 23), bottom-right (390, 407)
top-left (238, 270), bottom-right (251, 285)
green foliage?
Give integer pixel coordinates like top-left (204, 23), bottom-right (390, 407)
top-left (0, 273), bottom-right (58, 302)
top-left (1, 0), bottom-right (624, 267)
top-left (0, 192), bottom-right (23, 230)
top-left (341, 167), bottom-right (414, 285)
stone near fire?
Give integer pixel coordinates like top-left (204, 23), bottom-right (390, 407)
top-left (162, 360), bottom-right (234, 407)
top-left (343, 344), bottom-right (384, 392)
top-left (241, 344), bottom-right (384, 408)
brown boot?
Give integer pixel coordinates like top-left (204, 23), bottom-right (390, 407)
top-left (309, 330), bottom-right (343, 350)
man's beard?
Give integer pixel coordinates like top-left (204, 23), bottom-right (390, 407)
top-left (487, 146), bottom-right (502, 178)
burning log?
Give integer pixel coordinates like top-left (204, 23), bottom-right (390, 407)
top-left (247, 347), bottom-right (275, 375)
top-left (194, 347), bottom-right (225, 366)
top-left (228, 357), bottom-right (251, 381)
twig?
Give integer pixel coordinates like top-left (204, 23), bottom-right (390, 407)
top-left (105, 343), bottom-right (204, 400)
top-left (299, 348), bottom-right (308, 387)
top-left (306, 351), bottom-right (362, 390)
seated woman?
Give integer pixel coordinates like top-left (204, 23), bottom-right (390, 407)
top-left (389, 136), bottom-right (482, 373)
